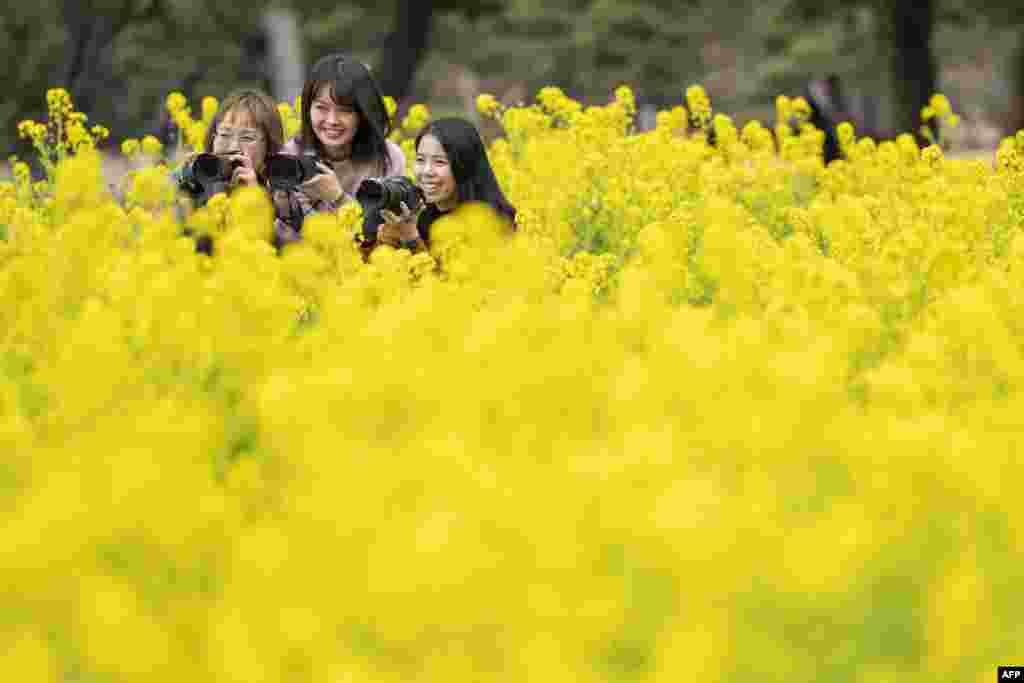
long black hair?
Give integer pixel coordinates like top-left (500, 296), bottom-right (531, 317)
top-left (299, 53), bottom-right (394, 173)
top-left (415, 117), bottom-right (516, 225)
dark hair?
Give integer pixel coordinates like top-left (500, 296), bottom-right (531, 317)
top-left (414, 117), bottom-right (516, 225)
top-left (299, 53), bottom-right (394, 173)
top-left (204, 89), bottom-right (284, 179)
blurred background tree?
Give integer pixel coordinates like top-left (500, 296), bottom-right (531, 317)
top-left (760, 0), bottom-right (1022, 141)
top-left (2, 0), bottom-right (1022, 158)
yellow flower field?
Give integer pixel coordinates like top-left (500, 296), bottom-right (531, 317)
top-left (2, 86), bottom-right (1024, 681)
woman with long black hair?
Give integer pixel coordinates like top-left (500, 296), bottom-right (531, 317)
top-left (282, 53), bottom-right (405, 229)
top-left (378, 117), bottom-right (516, 253)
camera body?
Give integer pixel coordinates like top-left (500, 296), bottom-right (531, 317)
top-left (259, 153), bottom-right (426, 244)
top-left (355, 176), bottom-right (424, 243)
top-left (181, 153), bottom-right (244, 206)
top-left (265, 152), bottom-right (321, 191)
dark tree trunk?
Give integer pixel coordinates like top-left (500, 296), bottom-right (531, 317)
top-left (887, 0), bottom-right (937, 140)
top-left (374, 0), bottom-right (434, 101)
top-left (262, 7), bottom-right (305, 103)
top-left (1010, 38), bottom-right (1024, 135)
top-left (60, 0), bottom-right (167, 133)
top-left (239, 29), bottom-right (270, 89)
top-left (62, 1), bottom-right (120, 120)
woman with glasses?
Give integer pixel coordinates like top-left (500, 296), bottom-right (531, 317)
top-left (174, 89), bottom-right (281, 200)
top-left (172, 88), bottom-right (308, 251)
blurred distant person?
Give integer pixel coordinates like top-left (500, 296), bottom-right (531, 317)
top-left (803, 73), bottom-right (851, 163)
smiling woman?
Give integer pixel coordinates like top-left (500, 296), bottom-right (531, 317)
top-left (373, 117), bottom-right (517, 258)
top-left (173, 89), bottom-right (284, 202)
top-left (279, 53), bottom-right (405, 235)
top-left (410, 117), bottom-right (517, 245)
top-left (169, 89), bottom-right (319, 252)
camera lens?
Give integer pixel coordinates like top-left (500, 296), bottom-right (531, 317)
top-left (356, 178), bottom-right (384, 201)
top-left (356, 177), bottom-right (423, 213)
top-left (192, 154), bottom-right (224, 184)
top-left (192, 154), bottom-right (240, 185)
top-left (266, 156), bottom-right (300, 188)
top-left (265, 154), bottom-right (321, 190)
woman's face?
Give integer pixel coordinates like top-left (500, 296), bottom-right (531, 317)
top-left (212, 108), bottom-right (267, 172)
top-left (415, 134), bottom-right (457, 210)
top-left (310, 84), bottom-right (361, 156)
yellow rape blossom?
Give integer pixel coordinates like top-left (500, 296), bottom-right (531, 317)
top-left (921, 143), bottom-right (944, 165)
top-left (775, 94), bottom-right (792, 122)
top-left (165, 91), bottom-right (188, 115)
top-left (614, 85), bottom-right (636, 117)
top-left (46, 87), bottom-right (73, 118)
top-left (121, 138), bottom-right (140, 158)
top-left (383, 95), bottom-right (398, 121)
top-left (201, 96), bottom-right (219, 124)
top-left (791, 96), bottom-right (812, 122)
top-left (920, 93), bottom-right (961, 148)
top-left (655, 105), bottom-right (688, 137)
top-left (476, 93), bottom-right (502, 118)
top-left (1, 84), bottom-right (1020, 683)
top-left (685, 84), bottom-right (712, 128)
top-left (401, 103), bottom-right (431, 135)
top-left (140, 135), bottom-right (163, 157)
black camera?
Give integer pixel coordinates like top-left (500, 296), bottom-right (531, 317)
top-left (180, 153), bottom-right (244, 206)
top-left (355, 176), bottom-right (424, 243)
top-left (191, 153), bottom-right (244, 185)
top-left (265, 153), bottom-right (322, 191)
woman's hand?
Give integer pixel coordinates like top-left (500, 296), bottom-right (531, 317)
top-left (379, 201), bottom-right (419, 245)
top-left (228, 154), bottom-right (259, 187)
top-left (299, 162), bottom-right (344, 203)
